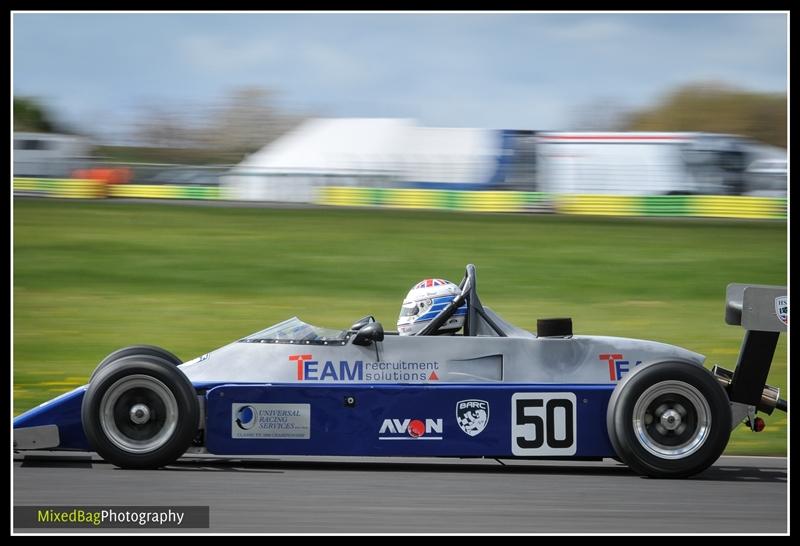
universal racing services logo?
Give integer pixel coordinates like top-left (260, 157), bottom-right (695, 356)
top-left (234, 405), bottom-right (257, 430)
top-left (456, 399), bottom-right (489, 436)
top-left (231, 403), bottom-right (311, 439)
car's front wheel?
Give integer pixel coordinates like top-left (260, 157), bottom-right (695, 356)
top-left (607, 361), bottom-right (731, 478)
top-left (81, 355), bottom-right (198, 469)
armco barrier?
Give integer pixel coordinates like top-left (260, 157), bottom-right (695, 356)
top-left (556, 194), bottom-right (639, 217)
top-left (14, 179), bottom-right (786, 219)
top-left (107, 184), bottom-right (224, 200)
top-left (316, 187), bottom-right (786, 219)
top-left (690, 195), bottom-right (787, 219)
top-left (13, 179), bottom-right (224, 200)
top-left (317, 187), bottom-right (551, 213)
top-left (13, 178), bottom-right (107, 199)
top-left (552, 194), bottom-right (785, 219)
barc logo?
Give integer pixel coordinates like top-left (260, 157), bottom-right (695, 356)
top-left (378, 418), bottom-right (443, 440)
top-left (235, 405), bottom-right (257, 430)
top-left (775, 296), bottom-right (788, 326)
top-left (456, 399), bottom-right (489, 436)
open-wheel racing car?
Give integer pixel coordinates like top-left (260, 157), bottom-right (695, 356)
top-left (14, 264), bottom-right (788, 478)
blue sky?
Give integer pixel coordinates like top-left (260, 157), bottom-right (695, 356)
top-left (13, 12), bottom-right (788, 138)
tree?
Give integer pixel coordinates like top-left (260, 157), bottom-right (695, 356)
top-left (131, 87), bottom-right (304, 162)
top-left (199, 87), bottom-right (301, 155)
top-left (132, 104), bottom-right (199, 149)
top-left (568, 97), bottom-right (630, 131)
top-left (14, 97), bottom-right (58, 133)
top-left (624, 83), bottom-right (787, 148)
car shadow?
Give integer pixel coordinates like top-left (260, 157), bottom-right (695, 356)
top-left (689, 464), bottom-right (787, 484)
top-left (167, 457), bottom-right (639, 477)
top-left (163, 458), bottom-right (787, 482)
top-left (19, 454), bottom-right (93, 469)
top-left (16, 454), bottom-right (786, 483)
top-left (161, 464), bottom-right (284, 474)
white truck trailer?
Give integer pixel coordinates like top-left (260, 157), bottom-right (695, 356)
top-left (531, 132), bottom-right (765, 196)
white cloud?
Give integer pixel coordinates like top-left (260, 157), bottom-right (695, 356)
top-left (178, 35), bottom-right (279, 73)
top-left (542, 17), bottom-right (635, 42)
top-left (296, 43), bottom-right (370, 86)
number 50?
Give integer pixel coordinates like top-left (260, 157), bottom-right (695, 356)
top-left (511, 393), bottom-right (577, 456)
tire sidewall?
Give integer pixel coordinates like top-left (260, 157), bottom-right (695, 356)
top-left (82, 355), bottom-right (198, 469)
top-left (90, 345), bottom-right (183, 383)
top-left (607, 361), bottom-right (731, 478)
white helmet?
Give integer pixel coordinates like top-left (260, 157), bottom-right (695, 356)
top-left (397, 279), bottom-right (467, 336)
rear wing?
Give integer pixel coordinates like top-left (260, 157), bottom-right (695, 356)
top-left (722, 284), bottom-right (787, 413)
top-left (725, 284), bottom-right (787, 332)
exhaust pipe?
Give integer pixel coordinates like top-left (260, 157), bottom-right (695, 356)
top-left (711, 365), bottom-right (786, 414)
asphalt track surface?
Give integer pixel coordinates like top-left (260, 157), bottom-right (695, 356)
top-left (13, 453), bottom-right (787, 533)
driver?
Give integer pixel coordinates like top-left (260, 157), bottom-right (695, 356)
top-left (397, 279), bottom-right (467, 335)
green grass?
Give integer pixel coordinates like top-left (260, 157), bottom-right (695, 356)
top-left (13, 199), bottom-right (787, 455)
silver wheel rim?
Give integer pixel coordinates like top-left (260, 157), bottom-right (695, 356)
top-left (632, 380), bottom-right (711, 459)
top-left (99, 374), bottom-right (179, 453)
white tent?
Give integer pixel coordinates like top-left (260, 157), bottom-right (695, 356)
top-left (223, 118), bottom-right (501, 202)
top-left (402, 127), bottom-right (500, 185)
top-left (234, 118), bottom-right (414, 175)
top-left (225, 118), bottom-right (413, 202)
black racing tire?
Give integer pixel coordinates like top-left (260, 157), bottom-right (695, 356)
top-left (606, 361), bottom-right (731, 478)
top-left (81, 355), bottom-right (198, 469)
top-left (90, 345), bottom-right (182, 383)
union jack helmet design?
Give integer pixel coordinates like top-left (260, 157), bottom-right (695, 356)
top-left (397, 279), bottom-right (467, 336)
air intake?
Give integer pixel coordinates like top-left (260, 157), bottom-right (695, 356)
top-left (537, 318), bottom-right (573, 338)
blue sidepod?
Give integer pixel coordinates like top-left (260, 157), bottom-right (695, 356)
top-left (204, 383), bottom-right (618, 458)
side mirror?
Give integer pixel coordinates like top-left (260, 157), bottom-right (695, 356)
top-left (353, 322), bottom-right (384, 346)
top-left (350, 315), bottom-right (376, 331)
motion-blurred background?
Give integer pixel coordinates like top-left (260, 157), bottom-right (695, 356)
top-left (12, 12), bottom-right (787, 454)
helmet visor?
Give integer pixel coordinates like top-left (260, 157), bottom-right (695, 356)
top-left (400, 303), bottom-right (420, 317)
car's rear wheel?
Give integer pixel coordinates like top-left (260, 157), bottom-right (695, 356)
top-left (81, 355), bottom-right (198, 469)
top-left (607, 361), bottom-right (731, 478)
top-left (90, 345), bottom-right (182, 382)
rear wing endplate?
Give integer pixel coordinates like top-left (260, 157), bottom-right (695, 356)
top-left (724, 283), bottom-right (787, 413)
top-left (725, 283), bottom-right (787, 332)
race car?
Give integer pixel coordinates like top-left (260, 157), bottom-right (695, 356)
top-left (13, 264), bottom-right (788, 478)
